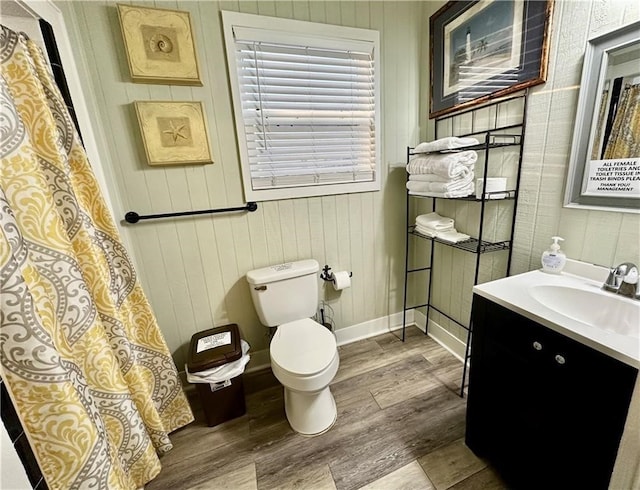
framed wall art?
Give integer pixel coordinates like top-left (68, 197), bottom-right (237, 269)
top-left (134, 101), bottom-right (213, 166)
top-left (429, 0), bottom-right (553, 118)
top-left (564, 20), bottom-right (640, 212)
top-left (117, 4), bottom-right (202, 85)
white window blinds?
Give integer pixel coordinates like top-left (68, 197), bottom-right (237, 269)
top-left (223, 13), bottom-right (380, 201)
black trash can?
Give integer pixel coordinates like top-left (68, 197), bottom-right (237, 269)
top-left (187, 324), bottom-right (247, 427)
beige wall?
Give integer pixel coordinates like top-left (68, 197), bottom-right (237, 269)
top-left (414, 0), bottom-right (640, 344)
top-left (60, 0), bottom-right (640, 360)
top-left (60, 0), bottom-right (426, 368)
top-left (512, 0), bottom-right (640, 274)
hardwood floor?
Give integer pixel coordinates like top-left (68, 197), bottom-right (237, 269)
top-left (147, 326), bottom-right (506, 490)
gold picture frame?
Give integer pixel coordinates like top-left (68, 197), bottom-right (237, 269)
top-left (429, 0), bottom-right (553, 118)
top-left (117, 4), bottom-right (202, 86)
top-left (134, 101), bottom-right (213, 166)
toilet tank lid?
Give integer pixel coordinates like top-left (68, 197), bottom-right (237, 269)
top-left (246, 259), bottom-right (319, 285)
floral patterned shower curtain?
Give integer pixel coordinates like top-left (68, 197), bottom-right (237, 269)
top-left (603, 84), bottom-right (640, 159)
top-left (1, 26), bottom-right (193, 489)
top-left (590, 89), bottom-right (608, 160)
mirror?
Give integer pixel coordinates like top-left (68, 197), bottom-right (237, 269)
top-left (564, 21), bottom-right (640, 213)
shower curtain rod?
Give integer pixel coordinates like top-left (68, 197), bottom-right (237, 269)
top-left (124, 202), bottom-right (258, 224)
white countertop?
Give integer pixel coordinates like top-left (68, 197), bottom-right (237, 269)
top-left (473, 263), bottom-right (640, 368)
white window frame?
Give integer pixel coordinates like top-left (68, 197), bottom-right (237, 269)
top-left (222, 11), bottom-right (381, 202)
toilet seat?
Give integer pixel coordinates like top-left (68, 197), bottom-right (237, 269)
top-left (268, 318), bottom-right (340, 435)
top-left (270, 318), bottom-right (337, 377)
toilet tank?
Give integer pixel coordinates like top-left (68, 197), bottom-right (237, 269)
top-left (246, 259), bottom-right (319, 327)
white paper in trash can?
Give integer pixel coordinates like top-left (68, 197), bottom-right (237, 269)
top-left (186, 340), bottom-right (250, 384)
top-left (196, 331), bottom-right (231, 353)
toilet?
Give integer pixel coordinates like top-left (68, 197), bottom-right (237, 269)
top-left (246, 259), bottom-right (339, 435)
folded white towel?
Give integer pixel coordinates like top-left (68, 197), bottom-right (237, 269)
top-left (409, 168), bottom-right (473, 183)
top-left (437, 230), bottom-right (471, 243)
top-left (414, 225), bottom-right (439, 237)
top-left (414, 137), bottom-right (480, 153)
top-left (415, 212), bottom-right (454, 230)
top-left (409, 172), bottom-right (474, 192)
top-left (408, 182), bottom-right (475, 199)
top-left (415, 224), bottom-right (453, 236)
top-left (413, 225), bottom-right (469, 243)
top-left (407, 180), bottom-right (475, 195)
top-left (407, 151), bottom-right (477, 178)
top-left (409, 190), bottom-right (473, 198)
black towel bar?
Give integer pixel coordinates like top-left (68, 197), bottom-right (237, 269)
top-left (124, 202), bottom-right (258, 224)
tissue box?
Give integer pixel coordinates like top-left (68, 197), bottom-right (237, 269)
top-left (476, 177), bottom-right (507, 199)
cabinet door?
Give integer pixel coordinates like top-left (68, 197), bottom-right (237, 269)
top-left (466, 295), bottom-right (638, 489)
top-left (541, 325), bottom-right (637, 489)
top-left (466, 296), bottom-right (553, 487)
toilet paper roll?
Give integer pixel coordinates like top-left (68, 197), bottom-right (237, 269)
top-left (332, 271), bottom-right (351, 291)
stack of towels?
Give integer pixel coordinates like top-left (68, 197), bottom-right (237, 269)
top-left (414, 212), bottom-right (470, 244)
top-left (406, 137), bottom-right (479, 198)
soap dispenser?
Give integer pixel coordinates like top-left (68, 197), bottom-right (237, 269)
top-left (541, 236), bottom-right (566, 274)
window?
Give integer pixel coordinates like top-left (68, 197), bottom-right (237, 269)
top-left (222, 11), bottom-right (380, 201)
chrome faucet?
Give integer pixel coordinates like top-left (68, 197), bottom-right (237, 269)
top-left (602, 262), bottom-right (640, 300)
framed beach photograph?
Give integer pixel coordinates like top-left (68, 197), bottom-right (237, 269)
top-left (430, 0), bottom-right (553, 118)
top-left (134, 101), bottom-right (213, 166)
top-left (117, 4), bottom-right (202, 85)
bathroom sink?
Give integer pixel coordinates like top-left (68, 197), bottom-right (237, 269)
top-left (473, 261), bottom-right (640, 368)
top-left (529, 284), bottom-right (640, 339)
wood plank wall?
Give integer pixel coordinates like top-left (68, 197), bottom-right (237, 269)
top-left (411, 0), bottom-right (640, 343)
top-left (511, 0), bottom-right (640, 273)
top-left (60, 0), bottom-right (639, 369)
top-left (62, 0), bottom-right (426, 369)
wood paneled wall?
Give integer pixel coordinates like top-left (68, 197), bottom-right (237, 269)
top-left (416, 0), bottom-right (640, 343)
top-left (61, 0), bottom-right (639, 363)
top-left (62, 0), bottom-right (426, 368)
top-left (511, 0), bottom-right (640, 274)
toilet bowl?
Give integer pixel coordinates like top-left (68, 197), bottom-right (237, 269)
top-left (270, 319), bottom-right (339, 435)
top-left (246, 259), bottom-right (340, 435)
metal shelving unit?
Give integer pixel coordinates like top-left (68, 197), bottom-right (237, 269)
top-left (401, 92), bottom-right (529, 397)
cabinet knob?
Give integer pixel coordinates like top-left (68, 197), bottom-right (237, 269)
top-left (532, 341), bottom-right (543, 351)
top-left (555, 354), bottom-right (566, 365)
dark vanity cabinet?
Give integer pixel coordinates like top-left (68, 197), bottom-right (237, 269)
top-left (465, 294), bottom-right (638, 490)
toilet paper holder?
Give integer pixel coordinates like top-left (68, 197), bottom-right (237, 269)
top-left (320, 264), bottom-right (352, 283)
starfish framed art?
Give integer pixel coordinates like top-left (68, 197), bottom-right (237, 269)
top-left (134, 101), bottom-right (213, 166)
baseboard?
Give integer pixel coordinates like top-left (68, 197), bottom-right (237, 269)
top-left (242, 311), bottom-right (413, 373)
top-left (245, 349), bottom-right (270, 373)
top-left (413, 310), bottom-right (466, 362)
top-left (183, 309), bottom-right (464, 379)
top-left (333, 310), bottom-right (412, 346)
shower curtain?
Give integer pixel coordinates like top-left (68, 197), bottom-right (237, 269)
top-left (603, 84), bottom-right (640, 159)
top-left (590, 89), bottom-right (608, 160)
top-left (0, 25), bottom-right (193, 489)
